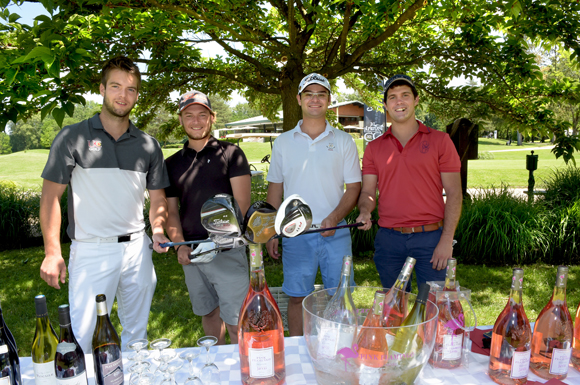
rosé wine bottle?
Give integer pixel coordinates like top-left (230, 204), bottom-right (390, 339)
top-left (530, 265), bottom-right (573, 380)
top-left (355, 291), bottom-right (388, 385)
top-left (429, 258), bottom-right (465, 368)
top-left (238, 244), bottom-right (285, 385)
top-left (488, 268), bottom-right (532, 385)
top-left (382, 257), bottom-right (416, 347)
top-left (572, 299), bottom-right (580, 371)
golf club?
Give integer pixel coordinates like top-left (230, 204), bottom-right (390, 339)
top-left (149, 238), bottom-right (211, 249)
top-left (244, 201), bottom-right (278, 244)
top-left (273, 220), bottom-right (378, 239)
top-left (201, 193), bottom-right (244, 237)
top-left (275, 194), bottom-right (313, 238)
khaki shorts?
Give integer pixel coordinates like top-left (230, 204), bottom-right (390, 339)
top-left (182, 247), bottom-right (249, 325)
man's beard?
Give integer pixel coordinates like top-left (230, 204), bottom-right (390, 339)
top-left (103, 95), bottom-right (133, 118)
top-left (185, 125), bottom-right (212, 141)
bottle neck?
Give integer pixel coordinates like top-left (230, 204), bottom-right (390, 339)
top-left (552, 285), bottom-right (567, 302)
top-left (59, 323), bottom-right (75, 343)
top-left (444, 263), bottom-right (457, 290)
top-left (36, 314), bottom-right (53, 333)
top-left (393, 259), bottom-right (414, 291)
top-left (509, 288), bottom-right (523, 305)
top-left (248, 244), bottom-right (267, 291)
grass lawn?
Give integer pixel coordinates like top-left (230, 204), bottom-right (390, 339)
top-left (0, 138), bottom-right (568, 190)
top-left (1, 244), bottom-right (579, 356)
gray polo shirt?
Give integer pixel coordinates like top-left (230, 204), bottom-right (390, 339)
top-left (42, 114), bottom-right (169, 240)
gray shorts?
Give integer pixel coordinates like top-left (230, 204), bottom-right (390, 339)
top-left (182, 247), bottom-right (249, 326)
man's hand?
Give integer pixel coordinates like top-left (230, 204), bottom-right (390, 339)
top-left (177, 245), bottom-right (193, 265)
top-left (152, 233), bottom-right (170, 253)
top-left (190, 242), bottom-right (218, 264)
top-left (430, 240), bottom-right (453, 270)
top-left (266, 238), bottom-right (280, 259)
top-left (320, 216), bottom-right (338, 237)
top-left (40, 255), bottom-right (67, 289)
top-left (356, 211), bottom-right (373, 231)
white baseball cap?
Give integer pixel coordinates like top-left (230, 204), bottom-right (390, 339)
top-left (298, 73), bottom-right (331, 94)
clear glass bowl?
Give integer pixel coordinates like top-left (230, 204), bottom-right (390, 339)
top-left (303, 286), bottom-right (439, 385)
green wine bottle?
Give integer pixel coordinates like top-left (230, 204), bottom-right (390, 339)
top-left (31, 295), bottom-right (59, 385)
top-left (92, 295), bottom-right (123, 385)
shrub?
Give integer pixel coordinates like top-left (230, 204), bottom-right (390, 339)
top-left (454, 186), bottom-right (544, 265)
top-left (541, 166), bottom-right (580, 209)
top-left (349, 132), bottom-right (361, 140)
top-left (539, 199), bottom-right (580, 265)
top-left (0, 181), bottom-right (43, 250)
top-left (345, 202), bottom-right (379, 256)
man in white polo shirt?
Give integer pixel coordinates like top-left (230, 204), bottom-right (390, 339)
top-left (266, 73), bottom-right (362, 336)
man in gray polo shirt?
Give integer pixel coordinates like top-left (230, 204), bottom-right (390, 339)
top-left (165, 90), bottom-right (251, 345)
top-left (39, 56), bottom-right (170, 352)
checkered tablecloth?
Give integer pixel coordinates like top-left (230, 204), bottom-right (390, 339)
top-left (19, 336), bottom-right (580, 384)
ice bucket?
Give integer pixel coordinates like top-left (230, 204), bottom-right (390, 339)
top-left (303, 287), bottom-right (439, 385)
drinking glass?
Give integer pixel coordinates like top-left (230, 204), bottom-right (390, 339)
top-left (197, 336), bottom-right (220, 385)
top-left (150, 338), bottom-right (172, 374)
top-left (132, 371), bottom-right (155, 385)
top-left (127, 339), bottom-right (150, 363)
top-left (178, 349), bottom-right (202, 382)
top-left (129, 361), bottom-right (152, 385)
top-left (164, 358), bottom-right (183, 385)
top-left (155, 349), bottom-right (177, 377)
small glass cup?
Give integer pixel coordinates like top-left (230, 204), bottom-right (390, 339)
top-left (127, 339), bottom-right (150, 363)
top-left (178, 349), bottom-right (202, 381)
top-left (197, 336), bottom-right (220, 385)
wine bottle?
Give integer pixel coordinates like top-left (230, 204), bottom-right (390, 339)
top-left (391, 283), bottom-right (430, 385)
top-left (238, 244), bottom-right (285, 385)
top-left (55, 305), bottom-right (87, 385)
top-left (318, 255), bottom-right (358, 359)
top-left (31, 295), bottom-right (59, 385)
top-left (382, 257), bottom-right (415, 347)
top-left (355, 291), bottom-right (388, 385)
top-left (92, 295), bottom-right (123, 385)
top-left (429, 258), bottom-right (465, 368)
top-left (0, 301), bottom-right (21, 385)
top-left (573, 299), bottom-right (580, 371)
top-left (530, 265), bottom-right (573, 380)
top-left (488, 268), bottom-right (532, 385)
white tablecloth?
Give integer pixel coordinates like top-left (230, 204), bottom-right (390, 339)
top-left (19, 336), bottom-right (580, 384)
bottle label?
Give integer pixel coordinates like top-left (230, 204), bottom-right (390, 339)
top-left (33, 361), bottom-right (57, 385)
top-left (442, 334), bottom-right (463, 360)
top-left (510, 350), bottom-right (530, 379)
top-left (56, 342), bottom-right (77, 355)
top-left (0, 376), bottom-right (10, 385)
top-left (101, 357), bottom-right (123, 385)
top-left (248, 346), bottom-right (274, 378)
top-left (317, 325), bottom-right (338, 358)
top-left (56, 372), bottom-right (88, 385)
top-left (0, 344), bottom-right (7, 354)
top-left (549, 347), bottom-right (572, 375)
top-left (359, 364), bottom-right (381, 385)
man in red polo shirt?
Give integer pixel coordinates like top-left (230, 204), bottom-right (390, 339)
top-left (357, 74), bottom-right (462, 289)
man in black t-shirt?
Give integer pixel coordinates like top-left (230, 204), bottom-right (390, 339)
top-left (165, 91), bottom-right (251, 345)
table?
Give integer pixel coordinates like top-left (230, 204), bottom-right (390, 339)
top-left (18, 336), bottom-right (580, 385)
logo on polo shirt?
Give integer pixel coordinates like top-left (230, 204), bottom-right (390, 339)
top-left (327, 143), bottom-right (335, 151)
top-left (421, 141), bottom-right (430, 154)
top-left (88, 140), bottom-right (102, 152)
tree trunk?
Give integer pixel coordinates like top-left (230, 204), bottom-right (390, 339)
top-left (280, 78), bottom-right (302, 132)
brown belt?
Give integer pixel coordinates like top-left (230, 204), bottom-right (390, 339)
top-left (387, 221), bottom-right (443, 234)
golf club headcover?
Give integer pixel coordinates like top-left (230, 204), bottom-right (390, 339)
top-left (190, 241), bottom-right (218, 263)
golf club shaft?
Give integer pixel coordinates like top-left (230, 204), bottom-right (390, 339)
top-left (149, 239), bottom-right (211, 249)
top-left (274, 220), bottom-right (377, 239)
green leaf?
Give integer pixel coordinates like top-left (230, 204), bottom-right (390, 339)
top-left (41, 101), bottom-right (57, 121)
top-left (47, 59), bottom-right (60, 78)
top-left (34, 15), bottom-right (52, 23)
top-left (5, 68), bottom-right (18, 86)
top-left (38, 0), bottom-right (55, 14)
top-left (8, 13), bottom-right (20, 23)
top-left (12, 46), bottom-right (54, 65)
top-left (63, 101), bottom-right (75, 117)
top-left (52, 107), bottom-right (65, 127)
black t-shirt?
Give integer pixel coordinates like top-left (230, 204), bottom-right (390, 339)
top-left (165, 137), bottom-right (251, 240)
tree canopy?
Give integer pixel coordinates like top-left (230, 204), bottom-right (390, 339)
top-left (1, 0), bottom-right (580, 160)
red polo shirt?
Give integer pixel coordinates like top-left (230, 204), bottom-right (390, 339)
top-left (362, 121), bottom-right (461, 228)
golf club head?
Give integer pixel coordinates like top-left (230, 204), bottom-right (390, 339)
top-left (244, 201), bottom-right (277, 244)
top-left (200, 194), bottom-right (243, 238)
top-left (243, 201), bottom-right (276, 234)
top-left (275, 194), bottom-right (313, 237)
top-left (209, 233), bottom-right (248, 249)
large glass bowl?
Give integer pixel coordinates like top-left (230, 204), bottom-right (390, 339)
top-left (303, 286), bottom-right (439, 385)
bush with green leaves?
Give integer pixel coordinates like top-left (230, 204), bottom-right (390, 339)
top-left (454, 186), bottom-right (545, 265)
top-left (539, 198), bottom-right (580, 265)
top-left (345, 202), bottom-right (379, 257)
top-left (0, 181), bottom-right (42, 250)
top-left (541, 166), bottom-right (580, 209)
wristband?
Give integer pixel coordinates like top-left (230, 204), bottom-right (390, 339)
top-left (176, 245), bottom-right (184, 253)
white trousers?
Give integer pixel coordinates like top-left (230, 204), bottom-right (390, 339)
top-left (68, 235), bottom-right (157, 354)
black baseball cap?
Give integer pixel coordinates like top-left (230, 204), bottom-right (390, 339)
top-left (383, 74), bottom-right (417, 101)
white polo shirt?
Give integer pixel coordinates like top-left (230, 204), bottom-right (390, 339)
top-left (267, 120), bottom-right (362, 224)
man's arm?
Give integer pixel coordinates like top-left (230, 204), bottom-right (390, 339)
top-left (166, 197), bottom-right (192, 265)
top-left (230, 175), bottom-right (252, 217)
top-left (320, 182), bottom-right (361, 237)
top-left (430, 172), bottom-right (462, 270)
top-left (39, 179), bottom-right (68, 289)
top-left (265, 182), bottom-right (284, 259)
top-left (148, 189), bottom-right (170, 253)
top-left (356, 174), bottom-right (378, 231)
